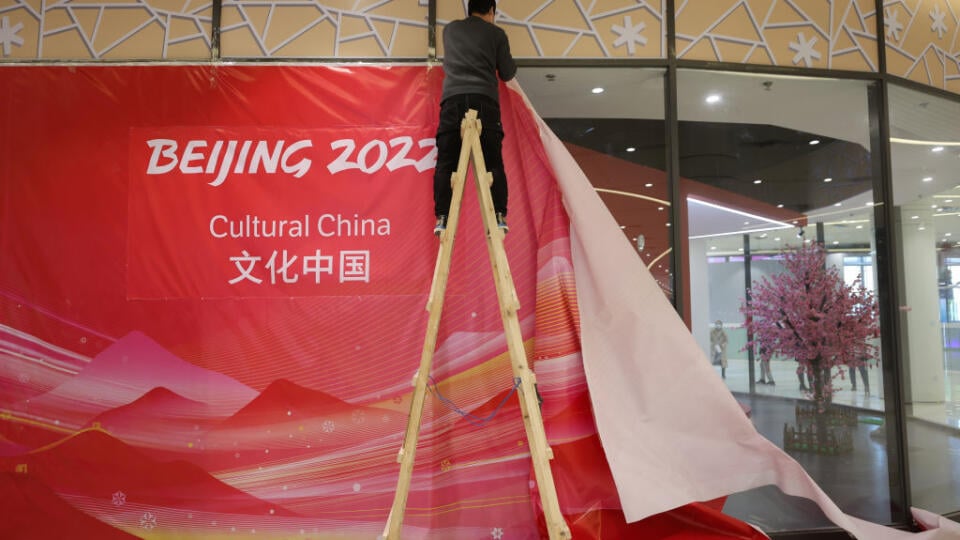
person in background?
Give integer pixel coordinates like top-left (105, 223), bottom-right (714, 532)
top-left (756, 345), bottom-right (775, 386)
top-left (849, 361), bottom-right (870, 396)
top-left (432, 0), bottom-right (516, 236)
top-left (710, 320), bottom-right (728, 379)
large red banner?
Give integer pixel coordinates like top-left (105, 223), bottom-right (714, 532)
top-left (0, 65), bottom-right (765, 539)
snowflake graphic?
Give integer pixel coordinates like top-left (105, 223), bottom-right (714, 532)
top-left (0, 16), bottom-right (24, 56)
top-left (321, 419), bottom-right (335, 433)
top-left (351, 410), bottom-right (365, 424)
top-left (491, 527), bottom-right (504, 539)
top-left (788, 32), bottom-right (821, 67)
top-left (885, 7), bottom-right (904, 42)
top-left (16, 373), bottom-right (30, 384)
top-left (930, 5), bottom-right (948, 40)
top-left (112, 491), bottom-right (126, 506)
top-left (611, 15), bottom-right (647, 55)
top-left (140, 512), bottom-right (157, 530)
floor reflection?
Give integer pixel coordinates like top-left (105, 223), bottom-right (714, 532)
top-left (718, 379), bottom-right (960, 531)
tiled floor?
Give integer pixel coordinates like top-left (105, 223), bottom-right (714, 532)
top-left (714, 359), bottom-right (960, 532)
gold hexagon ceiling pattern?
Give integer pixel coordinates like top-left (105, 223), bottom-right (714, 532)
top-left (883, 0), bottom-right (960, 93)
top-left (675, 0), bottom-right (880, 71)
top-left (0, 0), bottom-right (213, 59)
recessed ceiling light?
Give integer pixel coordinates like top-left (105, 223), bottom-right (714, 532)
top-left (933, 146), bottom-right (945, 152)
top-left (948, 199), bottom-right (954, 203)
top-left (947, 233), bottom-right (953, 237)
top-left (591, 87), bottom-right (604, 94)
top-left (666, 222), bottom-right (671, 227)
top-left (923, 176), bottom-right (933, 182)
top-left (705, 94), bottom-right (721, 104)
top-left (824, 177), bottom-right (832, 182)
top-left (833, 241), bottom-right (840, 245)
top-left (856, 225), bottom-right (864, 229)
top-left (743, 221), bottom-right (750, 225)
top-left (620, 225), bottom-right (626, 229)
top-left (710, 246), bottom-right (717, 250)
top-left (911, 215), bottom-right (919, 219)
top-left (645, 183), bottom-right (653, 188)
top-left (774, 237), bottom-right (781, 242)
top-left (626, 147), bottom-right (636, 152)
top-left (809, 139), bottom-right (821, 145)
top-left (753, 179), bottom-right (762, 184)
top-left (658, 206), bottom-right (665, 211)
top-left (834, 202), bottom-right (842, 207)
top-left (932, 204), bottom-right (938, 209)
top-left (919, 226), bottom-right (926, 230)
top-left (777, 204), bottom-right (784, 208)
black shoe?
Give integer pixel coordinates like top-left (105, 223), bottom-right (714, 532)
top-left (496, 212), bottom-right (509, 234)
top-left (769, 380), bottom-right (775, 386)
top-left (433, 215), bottom-right (447, 236)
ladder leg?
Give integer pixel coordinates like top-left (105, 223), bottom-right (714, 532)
top-left (468, 122), bottom-right (572, 540)
top-left (383, 112), bottom-right (479, 540)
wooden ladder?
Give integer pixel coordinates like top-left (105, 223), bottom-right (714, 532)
top-left (381, 109), bottom-right (571, 540)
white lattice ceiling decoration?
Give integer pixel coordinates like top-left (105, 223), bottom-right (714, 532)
top-left (883, 0), bottom-right (960, 94)
top-left (219, 0), bottom-right (429, 58)
top-left (0, 0), bottom-right (958, 96)
top-left (675, 0), bottom-right (880, 72)
top-left (0, 0), bottom-right (213, 59)
top-left (438, 0), bottom-right (666, 59)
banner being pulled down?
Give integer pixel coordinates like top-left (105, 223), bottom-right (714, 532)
top-left (0, 64), bottom-right (956, 539)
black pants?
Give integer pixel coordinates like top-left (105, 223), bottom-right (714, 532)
top-left (433, 94), bottom-right (508, 218)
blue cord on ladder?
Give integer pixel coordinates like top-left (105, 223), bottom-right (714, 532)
top-left (427, 375), bottom-right (522, 427)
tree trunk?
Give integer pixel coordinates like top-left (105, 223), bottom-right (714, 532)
top-left (811, 356), bottom-right (828, 450)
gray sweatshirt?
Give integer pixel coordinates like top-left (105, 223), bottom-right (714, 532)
top-left (441, 16), bottom-right (517, 103)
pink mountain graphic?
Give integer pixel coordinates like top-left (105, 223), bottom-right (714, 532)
top-left (0, 471), bottom-right (140, 540)
top-left (12, 331), bottom-right (257, 429)
top-left (89, 387), bottom-right (216, 429)
top-left (216, 378), bottom-right (355, 428)
top-left (0, 428), bottom-right (298, 517)
top-left (83, 387), bottom-right (225, 459)
top-left (203, 379), bottom-right (405, 468)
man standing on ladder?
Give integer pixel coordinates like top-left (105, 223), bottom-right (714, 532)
top-left (433, 0), bottom-right (516, 236)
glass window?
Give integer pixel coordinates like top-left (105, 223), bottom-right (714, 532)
top-left (888, 83), bottom-right (960, 515)
top-left (516, 68), bottom-right (670, 297)
top-left (679, 69), bottom-right (899, 531)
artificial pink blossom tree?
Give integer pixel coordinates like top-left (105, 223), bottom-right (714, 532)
top-left (740, 242), bottom-right (879, 414)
